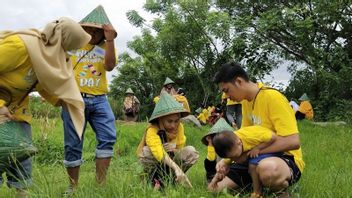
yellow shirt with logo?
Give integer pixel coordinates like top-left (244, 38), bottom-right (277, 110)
top-left (144, 123), bottom-right (186, 162)
top-left (298, 101), bottom-right (314, 120)
top-left (71, 43), bottom-right (116, 95)
top-left (241, 83), bottom-right (305, 172)
top-left (0, 35), bottom-right (37, 123)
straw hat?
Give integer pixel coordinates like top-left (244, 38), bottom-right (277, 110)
top-left (163, 77), bottom-right (175, 86)
top-left (149, 93), bottom-right (189, 123)
top-left (299, 93), bottom-right (310, 101)
top-left (125, 88), bottom-right (134, 94)
top-left (80, 5), bottom-right (112, 29)
top-left (201, 118), bottom-right (234, 145)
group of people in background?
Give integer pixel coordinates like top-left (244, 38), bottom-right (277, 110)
top-left (0, 4), bottom-right (309, 198)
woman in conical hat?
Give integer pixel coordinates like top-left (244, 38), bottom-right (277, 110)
top-left (123, 88), bottom-right (140, 121)
top-left (0, 17), bottom-right (90, 196)
top-left (137, 93), bottom-right (199, 189)
top-left (295, 93), bottom-right (314, 120)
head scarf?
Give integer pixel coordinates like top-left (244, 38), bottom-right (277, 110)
top-left (0, 17), bottom-right (91, 139)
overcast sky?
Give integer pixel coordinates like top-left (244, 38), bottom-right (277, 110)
top-left (1, 0), bottom-right (290, 86)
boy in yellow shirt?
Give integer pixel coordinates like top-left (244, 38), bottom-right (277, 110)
top-left (213, 62), bottom-right (304, 196)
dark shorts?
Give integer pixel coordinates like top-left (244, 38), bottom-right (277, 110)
top-left (227, 155), bottom-right (301, 189)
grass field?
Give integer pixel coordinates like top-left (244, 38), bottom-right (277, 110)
top-left (0, 119), bottom-right (351, 197)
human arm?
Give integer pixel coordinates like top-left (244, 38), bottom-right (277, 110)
top-left (0, 102), bottom-right (14, 123)
top-left (248, 133), bottom-right (277, 158)
top-left (102, 24), bottom-right (117, 71)
top-left (259, 134), bottom-right (300, 154)
top-left (163, 154), bottom-right (192, 188)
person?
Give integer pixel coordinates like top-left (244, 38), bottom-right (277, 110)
top-left (153, 77), bottom-right (190, 112)
top-left (136, 93), bottom-right (199, 189)
top-left (295, 93), bottom-right (313, 120)
top-left (210, 127), bottom-right (281, 197)
top-left (222, 93), bottom-right (242, 129)
top-left (123, 88), bottom-right (140, 122)
top-left (201, 118), bottom-right (234, 184)
top-left (202, 118), bottom-right (280, 197)
top-left (212, 62), bottom-right (304, 196)
top-left (61, 5), bottom-right (118, 194)
top-left (0, 17), bottom-right (90, 198)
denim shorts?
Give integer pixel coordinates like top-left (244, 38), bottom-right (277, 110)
top-left (0, 122), bottom-right (32, 189)
top-left (62, 95), bottom-right (117, 168)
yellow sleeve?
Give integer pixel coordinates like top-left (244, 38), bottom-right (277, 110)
top-left (207, 145), bottom-right (216, 161)
top-left (267, 91), bottom-right (298, 136)
top-left (0, 35), bottom-right (25, 74)
top-left (176, 123), bottom-right (186, 149)
top-left (236, 126), bottom-right (273, 151)
top-left (145, 126), bottom-right (165, 162)
top-left (0, 99), bottom-right (6, 107)
top-left (223, 158), bottom-right (232, 165)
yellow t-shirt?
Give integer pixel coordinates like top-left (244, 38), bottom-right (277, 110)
top-left (197, 112), bottom-right (207, 124)
top-left (0, 35), bottom-right (36, 123)
top-left (236, 126), bottom-right (273, 152)
top-left (71, 43), bottom-right (116, 95)
top-left (298, 101), bottom-right (314, 120)
top-left (145, 123), bottom-right (186, 162)
top-left (241, 83), bottom-right (305, 172)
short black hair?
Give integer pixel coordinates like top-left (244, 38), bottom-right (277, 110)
top-left (213, 61), bottom-right (249, 84)
top-left (212, 131), bottom-right (237, 158)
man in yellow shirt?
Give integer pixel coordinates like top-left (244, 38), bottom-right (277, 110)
top-left (61, 6), bottom-right (117, 193)
top-left (212, 62), bottom-right (304, 195)
top-left (296, 93), bottom-right (314, 120)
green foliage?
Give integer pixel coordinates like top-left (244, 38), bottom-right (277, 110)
top-left (29, 96), bottom-right (60, 119)
top-left (111, 1), bottom-right (352, 122)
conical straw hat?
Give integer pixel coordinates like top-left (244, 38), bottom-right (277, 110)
top-left (125, 88), bottom-right (134, 94)
top-left (299, 93), bottom-right (310, 101)
top-left (149, 93), bottom-right (189, 123)
top-left (163, 77), bottom-right (175, 86)
top-left (80, 5), bottom-right (112, 29)
top-left (201, 118), bottom-right (234, 145)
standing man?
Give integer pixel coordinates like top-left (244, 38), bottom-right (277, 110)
top-left (212, 62), bottom-right (304, 196)
top-left (62, 5), bottom-right (117, 193)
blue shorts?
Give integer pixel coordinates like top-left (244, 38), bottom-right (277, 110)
top-left (0, 122), bottom-right (32, 189)
top-left (62, 95), bottom-right (117, 168)
top-left (249, 153), bottom-right (282, 165)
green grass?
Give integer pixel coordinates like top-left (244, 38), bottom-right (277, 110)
top-left (0, 119), bottom-right (351, 197)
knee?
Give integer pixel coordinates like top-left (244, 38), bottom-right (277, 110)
top-left (180, 146), bottom-right (199, 164)
top-left (257, 162), bottom-right (289, 190)
top-left (257, 162), bottom-right (280, 187)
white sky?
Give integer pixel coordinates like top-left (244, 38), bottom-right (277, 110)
top-left (1, 0), bottom-right (290, 86)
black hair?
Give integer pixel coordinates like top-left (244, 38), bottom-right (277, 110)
top-left (213, 61), bottom-right (249, 84)
top-left (212, 131), bottom-right (237, 158)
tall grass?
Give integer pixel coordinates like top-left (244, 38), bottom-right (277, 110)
top-left (0, 119), bottom-right (351, 197)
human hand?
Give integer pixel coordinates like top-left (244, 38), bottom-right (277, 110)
top-left (163, 143), bottom-right (176, 153)
top-left (248, 148), bottom-right (260, 158)
top-left (102, 24), bottom-right (117, 40)
top-left (0, 106), bottom-right (14, 123)
top-left (175, 168), bottom-right (193, 188)
top-left (216, 159), bottom-right (230, 175)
